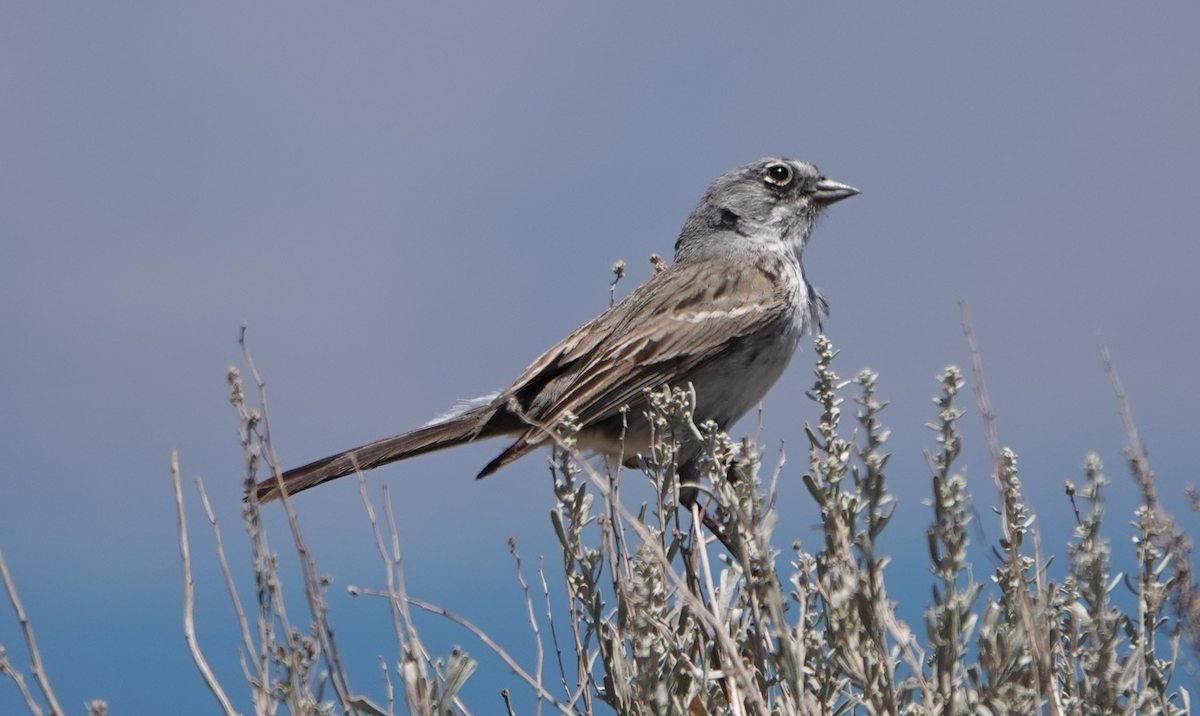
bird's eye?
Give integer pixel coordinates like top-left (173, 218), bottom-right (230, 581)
top-left (764, 163), bottom-right (793, 186)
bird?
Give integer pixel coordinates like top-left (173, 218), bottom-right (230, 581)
top-left (253, 157), bottom-right (858, 503)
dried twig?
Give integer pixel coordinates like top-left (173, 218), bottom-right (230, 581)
top-left (0, 533), bottom-right (65, 716)
top-left (509, 539), bottom-right (546, 716)
top-left (961, 303), bottom-right (1060, 714)
top-left (0, 641), bottom-right (44, 716)
top-left (1102, 343), bottom-right (1200, 663)
top-left (959, 301), bottom-right (1000, 464)
top-left (609, 260), bottom-right (626, 307)
top-left (195, 478), bottom-right (260, 686)
top-left (402, 595), bottom-right (580, 715)
top-left (171, 450), bottom-right (240, 716)
top-left (239, 327), bottom-right (356, 707)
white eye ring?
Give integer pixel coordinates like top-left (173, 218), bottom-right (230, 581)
top-left (764, 163), bottom-right (793, 186)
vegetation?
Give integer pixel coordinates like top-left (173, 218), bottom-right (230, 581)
top-left (1, 334), bottom-right (1195, 715)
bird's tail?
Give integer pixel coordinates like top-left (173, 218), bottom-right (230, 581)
top-left (251, 405), bottom-right (492, 503)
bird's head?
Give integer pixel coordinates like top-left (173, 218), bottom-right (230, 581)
top-left (675, 157), bottom-right (858, 264)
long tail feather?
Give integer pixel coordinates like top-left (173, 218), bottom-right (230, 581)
top-left (253, 406), bottom-right (492, 502)
top-left (476, 435), bottom-right (540, 479)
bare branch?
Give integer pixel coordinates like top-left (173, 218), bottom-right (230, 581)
top-left (195, 478), bottom-right (260, 686)
top-left (239, 326), bottom-right (357, 707)
top-left (959, 300), bottom-right (1000, 465)
top-left (401, 595), bottom-right (580, 716)
top-left (171, 450), bottom-right (241, 716)
top-left (1102, 343), bottom-right (1200, 664)
top-left (0, 645), bottom-right (44, 716)
top-left (0, 530), bottom-right (65, 716)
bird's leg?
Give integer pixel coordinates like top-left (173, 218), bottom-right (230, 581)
top-left (679, 459), bottom-right (740, 556)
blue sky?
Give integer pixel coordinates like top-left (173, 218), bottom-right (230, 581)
top-left (2, 2), bottom-right (1198, 713)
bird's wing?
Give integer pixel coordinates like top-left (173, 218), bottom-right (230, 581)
top-left (542, 260), bottom-right (790, 424)
top-left (476, 259), bottom-right (792, 473)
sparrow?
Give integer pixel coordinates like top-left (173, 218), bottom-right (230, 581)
top-left (253, 158), bottom-right (857, 502)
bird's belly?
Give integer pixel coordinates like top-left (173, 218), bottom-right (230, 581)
top-left (689, 334), bottom-right (798, 430)
top-left (573, 338), bottom-right (797, 465)
top-left (573, 319), bottom-right (805, 462)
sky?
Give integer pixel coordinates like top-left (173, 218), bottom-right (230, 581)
top-left (1, 2), bottom-right (1199, 713)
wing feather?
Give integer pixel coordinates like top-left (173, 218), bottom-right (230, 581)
top-left (486, 261), bottom-right (788, 447)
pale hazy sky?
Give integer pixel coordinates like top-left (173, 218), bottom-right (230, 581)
top-left (2, 3), bottom-right (1198, 712)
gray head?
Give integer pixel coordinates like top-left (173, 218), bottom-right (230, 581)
top-left (674, 157), bottom-right (858, 264)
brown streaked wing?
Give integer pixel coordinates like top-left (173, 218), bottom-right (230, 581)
top-left (528, 261), bottom-right (785, 427)
top-left (488, 261), bottom-right (698, 415)
top-left (475, 261), bottom-right (785, 476)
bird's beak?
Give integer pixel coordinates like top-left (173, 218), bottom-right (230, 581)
top-left (812, 178), bottom-right (860, 205)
